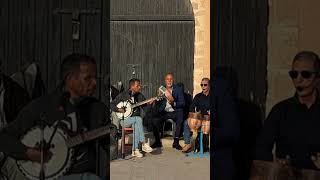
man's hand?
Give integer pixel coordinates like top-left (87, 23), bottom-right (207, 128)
top-left (25, 148), bottom-right (52, 163)
top-left (311, 152), bottom-right (320, 169)
top-left (165, 90), bottom-right (174, 104)
top-left (118, 108), bottom-right (125, 113)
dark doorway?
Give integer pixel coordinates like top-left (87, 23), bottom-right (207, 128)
top-left (213, 0), bottom-right (269, 179)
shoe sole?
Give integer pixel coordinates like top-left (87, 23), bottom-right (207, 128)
top-left (132, 154), bottom-right (143, 158)
top-left (142, 149), bottom-right (153, 153)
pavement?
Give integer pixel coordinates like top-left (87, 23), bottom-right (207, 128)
top-left (110, 132), bottom-right (210, 180)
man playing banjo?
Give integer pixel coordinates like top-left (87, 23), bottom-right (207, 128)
top-left (110, 78), bottom-right (154, 158)
top-left (0, 54), bottom-right (109, 180)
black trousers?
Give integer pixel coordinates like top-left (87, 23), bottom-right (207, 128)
top-left (152, 110), bottom-right (184, 143)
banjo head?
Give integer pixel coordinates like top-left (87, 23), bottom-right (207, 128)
top-left (17, 126), bottom-right (73, 180)
top-left (116, 101), bottom-right (133, 119)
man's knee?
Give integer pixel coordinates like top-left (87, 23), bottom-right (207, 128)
top-left (135, 116), bottom-right (143, 122)
top-left (152, 117), bottom-right (161, 126)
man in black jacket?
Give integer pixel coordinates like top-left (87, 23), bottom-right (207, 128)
top-left (0, 54), bottom-right (109, 180)
top-left (211, 78), bottom-right (240, 180)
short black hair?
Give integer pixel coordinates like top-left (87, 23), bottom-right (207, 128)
top-left (60, 53), bottom-right (96, 81)
top-left (293, 51), bottom-right (320, 72)
top-left (129, 78), bottom-right (140, 87)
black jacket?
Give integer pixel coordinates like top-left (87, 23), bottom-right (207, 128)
top-left (110, 90), bottom-right (149, 117)
top-left (158, 84), bottom-right (185, 112)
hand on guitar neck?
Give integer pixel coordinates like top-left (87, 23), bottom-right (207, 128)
top-left (117, 108), bottom-right (126, 113)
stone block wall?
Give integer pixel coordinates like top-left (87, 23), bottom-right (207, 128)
top-left (190, 0), bottom-right (210, 96)
top-left (267, 0), bottom-right (320, 115)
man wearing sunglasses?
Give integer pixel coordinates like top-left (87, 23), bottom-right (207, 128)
top-left (254, 51), bottom-right (320, 172)
top-left (182, 78), bottom-right (210, 153)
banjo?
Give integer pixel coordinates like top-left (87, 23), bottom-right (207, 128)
top-left (115, 86), bottom-right (167, 119)
top-left (16, 125), bottom-right (110, 180)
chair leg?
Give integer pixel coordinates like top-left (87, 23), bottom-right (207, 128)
top-left (132, 127), bottom-right (135, 152)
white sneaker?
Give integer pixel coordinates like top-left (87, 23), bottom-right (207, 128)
top-left (142, 143), bottom-right (153, 153)
top-left (132, 149), bottom-right (143, 158)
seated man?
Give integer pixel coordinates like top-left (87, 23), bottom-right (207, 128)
top-left (254, 51), bottom-right (320, 171)
top-left (110, 78), bottom-right (153, 158)
top-left (151, 73), bottom-right (185, 150)
top-left (0, 53), bottom-right (109, 180)
top-left (182, 77), bottom-right (210, 153)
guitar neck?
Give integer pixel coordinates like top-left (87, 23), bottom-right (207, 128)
top-left (66, 126), bottom-right (109, 148)
top-left (131, 97), bottom-right (156, 108)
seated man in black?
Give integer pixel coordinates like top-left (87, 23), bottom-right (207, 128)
top-left (182, 77), bottom-right (211, 153)
top-left (151, 73), bottom-right (185, 150)
top-left (254, 51), bottom-right (320, 171)
top-left (0, 53), bottom-right (109, 180)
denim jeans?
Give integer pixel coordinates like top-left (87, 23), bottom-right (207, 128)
top-left (183, 120), bottom-right (191, 144)
top-left (120, 116), bottom-right (145, 150)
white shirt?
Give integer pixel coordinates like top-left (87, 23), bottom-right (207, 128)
top-left (164, 89), bottom-right (174, 112)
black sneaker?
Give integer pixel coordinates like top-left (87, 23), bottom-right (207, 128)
top-left (172, 142), bottom-right (182, 150)
top-left (151, 142), bottom-right (163, 148)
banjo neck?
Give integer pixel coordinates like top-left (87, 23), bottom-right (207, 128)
top-left (66, 126), bottom-right (109, 148)
top-left (131, 97), bottom-right (157, 109)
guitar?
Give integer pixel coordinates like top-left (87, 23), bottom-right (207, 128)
top-left (16, 125), bottom-right (111, 180)
top-left (115, 86), bottom-right (166, 119)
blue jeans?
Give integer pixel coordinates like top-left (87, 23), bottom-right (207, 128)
top-left (120, 116), bottom-right (145, 149)
top-left (183, 120), bottom-right (191, 144)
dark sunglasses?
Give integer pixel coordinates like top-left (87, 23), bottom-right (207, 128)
top-left (200, 84), bottom-right (208, 87)
top-left (289, 70), bottom-right (318, 79)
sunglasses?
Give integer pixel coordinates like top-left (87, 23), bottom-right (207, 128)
top-left (289, 70), bottom-right (318, 79)
top-left (200, 84), bottom-right (208, 87)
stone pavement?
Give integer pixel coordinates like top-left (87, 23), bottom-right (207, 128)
top-left (110, 137), bottom-right (210, 180)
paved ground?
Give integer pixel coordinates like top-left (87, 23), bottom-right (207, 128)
top-left (110, 136), bottom-right (210, 180)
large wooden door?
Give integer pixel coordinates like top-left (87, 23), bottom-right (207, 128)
top-left (0, 0), bottom-right (109, 103)
top-left (110, 0), bottom-right (195, 99)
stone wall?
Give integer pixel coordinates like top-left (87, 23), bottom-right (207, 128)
top-left (190, 0), bottom-right (210, 96)
top-left (267, 0), bottom-right (320, 115)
